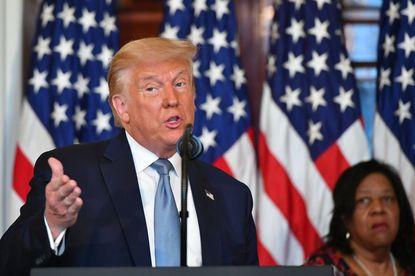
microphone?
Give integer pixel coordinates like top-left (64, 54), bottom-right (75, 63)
top-left (176, 125), bottom-right (203, 160)
top-left (177, 124), bottom-right (203, 266)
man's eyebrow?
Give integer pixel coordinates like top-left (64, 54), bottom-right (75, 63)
top-left (176, 69), bottom-right (187, 75)
top-left (139, 75), bottom-right (161, 82)
top-left (173, 69), bottom-right (190, 79)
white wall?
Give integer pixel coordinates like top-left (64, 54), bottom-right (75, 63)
top-left (0, 0), bottom-right (23, 235)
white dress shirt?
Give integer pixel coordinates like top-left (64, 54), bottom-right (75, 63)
top-left (126, 132), bottom-right (202, 266)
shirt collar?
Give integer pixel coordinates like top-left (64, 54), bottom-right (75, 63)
top-left (125, 131), bottom-right (181, 175)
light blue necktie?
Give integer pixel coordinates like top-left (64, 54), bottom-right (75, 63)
top-left (151, 159), bottom-right (180, 267)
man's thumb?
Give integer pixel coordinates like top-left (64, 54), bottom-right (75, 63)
top-left (48, 157), bottom-right (64, 179)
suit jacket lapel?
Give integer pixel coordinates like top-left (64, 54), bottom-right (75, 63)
top-left (99, 131), bottom-right (151, 266)
top-left (188, 161), bottom-right (221, 265)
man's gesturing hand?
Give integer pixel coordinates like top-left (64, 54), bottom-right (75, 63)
top-left (45, 157), bottom-right (83, 240)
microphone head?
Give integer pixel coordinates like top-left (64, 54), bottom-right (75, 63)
top-left (176, 134), bottom-right (204, 160)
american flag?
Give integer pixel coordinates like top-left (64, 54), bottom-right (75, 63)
top-left (374, 0), bottom-right (415, 209)
top-left (257, 0), bottom-right (369, 265)
top-left (11, 0), bottom-right (119, 225)
top-left (160, 0), bottom-right (257, 200)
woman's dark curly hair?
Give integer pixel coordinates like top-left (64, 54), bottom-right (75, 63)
top-left (325, 159), bottom-right (415, 272)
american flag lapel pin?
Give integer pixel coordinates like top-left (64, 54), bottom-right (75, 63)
top-left (204, 189), bottom-right (215, 200)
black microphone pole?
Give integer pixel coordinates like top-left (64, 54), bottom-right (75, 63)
top-left (180, 124), bottom-right (192, 267)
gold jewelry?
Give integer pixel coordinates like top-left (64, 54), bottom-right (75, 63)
top-left (352, 252), bottom-right (397, 276)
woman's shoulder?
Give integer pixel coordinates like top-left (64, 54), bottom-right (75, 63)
top-left (305, 245), bottom-right (340, 265)
top-left (305, 246), bottom-right (357, 276)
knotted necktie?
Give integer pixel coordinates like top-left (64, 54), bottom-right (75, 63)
top-left (151, 159), bottom-right (180, 266)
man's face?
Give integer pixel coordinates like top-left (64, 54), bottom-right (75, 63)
top-left (116, 59), bottom-right (195, 158)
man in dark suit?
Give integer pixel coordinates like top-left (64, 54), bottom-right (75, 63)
top-left (0, 37), bottom-right (258, 275)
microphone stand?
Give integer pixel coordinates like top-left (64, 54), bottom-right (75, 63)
top-left (180, 124), bottom-right (192, 266)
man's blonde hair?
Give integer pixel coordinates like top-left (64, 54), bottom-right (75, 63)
top-left (107, 37), bottom-right (197, 126)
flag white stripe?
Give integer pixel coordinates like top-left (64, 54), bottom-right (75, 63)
top-left (259, 83), bottom-right (333, 237)
top-left (337, 120), bottom-right (370, 164)
top-left (7, 191), bottom-right (23, 227)
top-left (257, 177), bottom-right (305, 265)
top-left (374, 113), bottom-right (415, 208)
top-left (18, 100), bottom-right (55, 164)
top-left (223, 132), bottom-right (257, 203)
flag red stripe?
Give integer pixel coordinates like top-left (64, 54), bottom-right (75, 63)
top-left (257, 238), bottom-right (279, 265)
top-left (246, 127), bottom-right (255, 144)
top-left (258, 132), bottom-right (323, 257)
top-left (213, 156), bottom-right (234, 177)
top-left (314, 143), bottom-right (350, 190)
top-left (12, 146), bottom-right (33, 201)
top-left (213, 128), bottom-right (255, 179)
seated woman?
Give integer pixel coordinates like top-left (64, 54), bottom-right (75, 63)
top-left (305, 160), bottom-right (415, 275)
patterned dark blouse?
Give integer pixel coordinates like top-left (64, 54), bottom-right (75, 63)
top-left (305, 246), bottom-right (356, 276)
top-left (304, 245), bottom-right (411, 276)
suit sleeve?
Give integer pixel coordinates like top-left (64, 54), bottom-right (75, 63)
top-left (0, 152), bottom-right (57, 276)
top-left (244, 186), bottom-right (259, 265)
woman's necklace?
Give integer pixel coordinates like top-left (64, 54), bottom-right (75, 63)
top-left (352, 252), bottom-right (397, 276)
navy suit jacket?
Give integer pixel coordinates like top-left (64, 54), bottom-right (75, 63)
top-left (0, 131), bottom-right (258, 275)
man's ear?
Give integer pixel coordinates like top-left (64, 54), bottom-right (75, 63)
top-left (112, 94), bottom-right (130, 123)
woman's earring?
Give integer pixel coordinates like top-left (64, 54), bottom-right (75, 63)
top-left (345, 232), bottom-right (350, 240)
